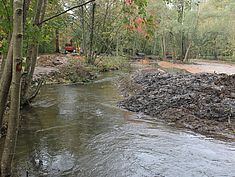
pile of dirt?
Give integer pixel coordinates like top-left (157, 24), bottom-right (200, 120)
top-left (119, 70), bottom-right (235, 138)
top-left (33, 54), bottom-right (68, 82)
top-left (36, 54), bottom-right (68, 67)
top-left (33, 54), bottom-right (96, 84)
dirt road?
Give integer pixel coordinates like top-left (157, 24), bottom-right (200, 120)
top-left (158, 60), bottom-right (235, 75)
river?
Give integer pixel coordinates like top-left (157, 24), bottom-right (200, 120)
top-left (10, 72), bottom-right (235, 177)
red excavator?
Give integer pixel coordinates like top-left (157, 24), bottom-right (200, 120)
top-left (64, 43), bottom-right (76, 53)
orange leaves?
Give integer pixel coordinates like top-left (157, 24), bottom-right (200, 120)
top-left (124, 0), bottom-right (133, 5)
top-left (124, 16), bottom-right (147, 36)
top-left (135, 16), bottom-right (144, 24)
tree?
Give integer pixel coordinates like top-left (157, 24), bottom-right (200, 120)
top-left (21, 0), bottom-right (47, 105)
top-left (1, 0), bottom-right (23, 175)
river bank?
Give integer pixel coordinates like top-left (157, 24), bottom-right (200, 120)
top-left (119, 61), bottom-right (235, 140)
top-left (33, 54), bottom-right (128, 84)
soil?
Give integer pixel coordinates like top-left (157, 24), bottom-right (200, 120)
top-left (33, 54), bottom-right (94, 84)
top-left (33, 54), bottom-right (68, 81)
top-left (158, 60), bottom-right (235, 75)
top-left (119, 67), bottom-right (235, 140)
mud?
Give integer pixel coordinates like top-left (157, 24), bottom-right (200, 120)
top-left (119, 70), bottom-right (235, 140)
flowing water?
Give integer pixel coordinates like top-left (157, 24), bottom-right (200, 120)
top-left (6, 72), bottom-right (235, 176)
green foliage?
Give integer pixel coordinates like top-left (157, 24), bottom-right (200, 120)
top-left (95, 56), bottom-right (129, 72)
top-left (146, 0), bottom-right (235, 60)
top-left (1, 0), bottom-right (233, 61)
top-left (0, 0), bottom-right (12, 55)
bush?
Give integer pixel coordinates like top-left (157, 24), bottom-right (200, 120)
top-left (95, 56), bottom-right (129, 72)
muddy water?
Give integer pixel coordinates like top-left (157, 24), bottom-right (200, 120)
top-left (11, 73), bottom-right (235, 177)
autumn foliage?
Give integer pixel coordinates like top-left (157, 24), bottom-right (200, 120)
top-left (124, 0), bottom-right (133, 5)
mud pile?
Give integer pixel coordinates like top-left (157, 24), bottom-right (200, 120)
top-left (119, 70), bottom-right (235, 137)
top-left (36, 54), bottom-right (68, 67)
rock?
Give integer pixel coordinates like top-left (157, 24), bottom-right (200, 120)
top-left (52, 59), bottom-right (63, 66)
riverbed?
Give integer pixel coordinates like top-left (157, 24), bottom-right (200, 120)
top-left (7, 72), bottom-right (234, 177)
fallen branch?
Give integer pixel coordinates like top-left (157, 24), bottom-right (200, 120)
top-left (27, 78), bottom-right (44, 102)
top-left (21, 78), bottom-right (44, 106)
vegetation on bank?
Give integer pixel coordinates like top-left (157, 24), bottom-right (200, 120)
top-left (41, 55), bottom-right (129, 84)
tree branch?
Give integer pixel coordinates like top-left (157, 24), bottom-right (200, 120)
top-left (38, 0), bottom-right (95, 25)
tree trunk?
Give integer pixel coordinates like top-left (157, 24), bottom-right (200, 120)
top-left (153, 32), bottom-right (157, 55)
top-left (21, 0), bottom-right (46, 104)
top-left (0, 0), bottom-right (30, 127)
top-left (116, 36), bottom-right (119, 56)
top-left (181, 32), bottom-right (186, 60)
top-left (214, 37), bottom-right (218, 60)
top-left (132, 38), bottom-right (136, 56)
top-left (177, 0), bottom-right (185, 60)
top-left (162, 33), bottom-right (166, 59)
top-left (80, 1), bottom-right (86, 56)
top-left (55, 29), bottom-right (60, 53)
top-left (88, 2), bottom-right (96, 64)
top-left (1, 0), bottom-right (23, 176)
top-left (0, 40), bottom-right (13, 128)
top-left (23, 0), bottom-right (31, 32)
top-left (183, 42), bottom-right (191, 62)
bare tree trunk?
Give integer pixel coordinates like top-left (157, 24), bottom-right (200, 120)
top-left (116, 36), bottom-right (119, 56)
top-left (183, 42), bottom-right (191, 62)
top-left (81, 3), bottom-right (85, 56)
top-left (0, 40), bottom-right (13, 128)
top-left (55, 29), bottom-right (60, 53)
top-left (177, 0), bottom-right (185, 60)
top-left (0, 0), bottom-right (30, 127)
top-left (162, 32), bottom-right (166, 59)
top-left (132, 38), bottom-right (136, 56)
top-left (23, 0), bottom-right (31, 32)
top-left (88, 2), bottom-right (96, 64)
top-left (1, 0), bottom-right (23, 176)
top-left (181, 32), bottom-right (186, 60)
top-left (153, 32), bottom-right (157, 55)
top-left (214, 37), bottom-right (218, 60)
top-left (39, 0), bottom-right (47, 24)
top-left (184, 3), bottom-right (201, 62)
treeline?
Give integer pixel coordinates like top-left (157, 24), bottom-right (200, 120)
top-left (148, 0), bottom-right (235, 61)
top-left (12, 0), bottom-right (233, 62)
top-left (69, 0), bottom-right (235, 61)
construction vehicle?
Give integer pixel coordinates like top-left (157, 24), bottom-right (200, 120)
top-left (64, 43), bottom-right (76, 53)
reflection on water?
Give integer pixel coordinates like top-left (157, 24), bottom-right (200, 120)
top-left (8, 74), bottom-right (235, 177)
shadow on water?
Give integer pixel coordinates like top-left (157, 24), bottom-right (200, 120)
top-left (6, 71), bottom-right (235, 177)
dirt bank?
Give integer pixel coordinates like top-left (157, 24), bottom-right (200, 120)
top-left (119, 69), bottom-right (235, 140)
top-left (34, 54), bottom-right (128, 84)
top-left (158, 60), bottom-right (235, 75)
top-left (33, 54), bottom-right (95, 84)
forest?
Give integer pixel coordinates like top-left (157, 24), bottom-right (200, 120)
top-left (0, 0), bottom-right (234, 176)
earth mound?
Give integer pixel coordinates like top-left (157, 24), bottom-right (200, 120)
top-left (119, 70), bottom-right (235, 139)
